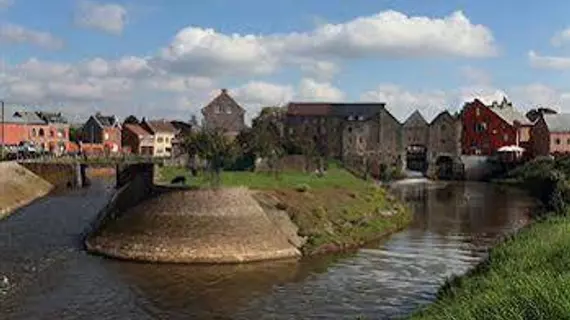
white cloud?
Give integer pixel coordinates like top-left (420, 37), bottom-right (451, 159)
top-left (460, 66), bottom-right (492, 85)
top-left (551, 27), bottom-right (570, 47)
top-left (75, 0), bottom-right (128, 35)
top-left (297, 78), bottom-right (345, 102)
top-left (361, 84), bottom-right (449, 121)
top-left (300, 60), bottom-right (339, 81)
top-left (158, 10), bottom-right (496, 77)
top-left (0, 0), bottom-right (13, 10)
top-left (528, 50), bottom-right (570, 70)
top-left (0, 23), bottom-right (64, 49)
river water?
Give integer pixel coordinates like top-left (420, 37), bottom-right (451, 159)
top-left (0, 179), bottom-right (538, 320)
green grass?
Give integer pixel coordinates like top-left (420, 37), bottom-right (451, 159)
top-left (156, 163), bottom-right (371, 191)
top-left (409, 215), bottom-right (570, 320)
top-left (157, 163), bottom-right (412, 255)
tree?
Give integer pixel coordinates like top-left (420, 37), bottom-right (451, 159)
top-left (184, 127), bottom-right (235, 187)
top-left (123, 115), bottom-right (140, 125)
top-left (248, 106), bottom-right (287, 176)
top-left (69, 126), bottom-right (81, 143)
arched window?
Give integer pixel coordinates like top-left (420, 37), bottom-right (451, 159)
top-left (39, 128), bottom-right (45, 137)
top-left (32, 128), bottom-right (37, 137)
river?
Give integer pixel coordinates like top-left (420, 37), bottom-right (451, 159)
top-left (0, 179), bottom-right (538, 320)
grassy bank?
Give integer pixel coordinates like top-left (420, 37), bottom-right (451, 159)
top-left (410, 215), bottom-right (570, 319)
top-left (410, 157), bottom-right (570, 319)
top-left (156, 164), bottom-right (412, 255)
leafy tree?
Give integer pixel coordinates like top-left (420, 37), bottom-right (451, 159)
top-left (248, 106), bottom-right (287, 176)
top-left (69, 126), bottom-right (81, 143)
top-left (184, 127), bottom-right (235, 187)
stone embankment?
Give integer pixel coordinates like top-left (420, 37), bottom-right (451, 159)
top-left (0, 161), bottom-right (53, 219)
top-left (86, 187), bottom-right (304, 263)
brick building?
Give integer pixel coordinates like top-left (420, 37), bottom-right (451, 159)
top-left (81, 113), bottom-right (122, 153)
top-left (461, 98), bottom-right (530, 156)
top-left (531, 113), bottom-right (570, 157)
top-left (201, 89), bottom-right (246, 138)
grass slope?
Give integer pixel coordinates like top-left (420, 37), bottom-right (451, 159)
top-left (156, 164), bottom-right (411, 255)
top-left (410, 215), bottom-right (570, 320)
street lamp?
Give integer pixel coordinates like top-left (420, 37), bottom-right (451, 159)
top-left (1, 100), bottom-right (4, 159)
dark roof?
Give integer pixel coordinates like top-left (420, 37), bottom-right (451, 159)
top-left (403, 110), bottom-right (428, 126)
top-left (124, 124), bottom-right (152, 137)
top-left (429, 110), bottom-right (455, 125)
top-left (8, 111), bottom-right (45, 124)
top-left (286, 102), bottom-right (332, 116)
top-left (542, 114), bottom-right (570, 133)
top-left (94, 113), bottom-right (119, 127)
top-left (170, 121), bottom-right (193, 132)
top-left (37, 112), bottom-right (68, 124)
top-left (329, 103), bottom-right (386, 118)
top-left (143, 119), bottom-right (178, 134)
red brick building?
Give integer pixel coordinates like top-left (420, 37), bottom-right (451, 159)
top-left (80, 113), bottom-right (122, 154)
top-left (1, 110), bottom-right (70, 154)
top-left (461, 98), bottom-right (531, 156)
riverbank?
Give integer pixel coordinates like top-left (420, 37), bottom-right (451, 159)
top-left (149, 164), bottom-right (412, 257)
top-left (0, 161), bottom-right (53, 219)
top-left (409, 214), bottom-right (570, 319)
top-left (409, 156), bottom-right (570, 319)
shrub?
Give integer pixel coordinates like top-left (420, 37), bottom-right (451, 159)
top-left (295, 183), bottom-right (310, 193)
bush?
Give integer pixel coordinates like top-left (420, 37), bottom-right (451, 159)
top-left (295, 183), bottom-right (310, 193)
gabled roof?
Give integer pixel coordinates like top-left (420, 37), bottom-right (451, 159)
top-left (37, 112), bottom-right (68, 124)
top-left (542, 114), bottom-right (570, 133)
top-left (143, 119), bottom-right (178, 134)
top-left (202, 89), bottom-right (245, 114)
top-left (403, 110), bottom-right (428, 127)
top-left (124, 123), bottom-right (152, 137)
top-left (287, 102), bottom-right (331, 116)
top-left (429, 110), bottom-right (455, 126)
top-left (489, 104), bottom-right (532, 126)
top-left (9, 111), bottom-right (45, 124)
top-left (93, 113), bottom-right (120, 128)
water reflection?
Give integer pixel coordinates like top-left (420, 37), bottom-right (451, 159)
top-left (0, 180), bottom-right (538, 320)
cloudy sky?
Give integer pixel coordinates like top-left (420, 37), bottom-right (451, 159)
top-left (2, 0), bottom-right (570, 124)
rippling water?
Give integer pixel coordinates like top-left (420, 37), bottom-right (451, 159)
top-left (0, 179), bottom-right (537, 320)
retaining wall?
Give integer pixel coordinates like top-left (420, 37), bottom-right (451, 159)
top-left (0, 162), bottom-right (54, 218)
top-left (19, 162), bottom-right (85, 188)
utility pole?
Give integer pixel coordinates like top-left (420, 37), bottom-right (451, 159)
top-left (1, 100), bottom-right (4, 160)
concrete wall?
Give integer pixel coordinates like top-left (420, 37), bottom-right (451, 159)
top-left (0, 161), bottom-right (53, 218)
top-left (19, 161), bottom-right (85, 189)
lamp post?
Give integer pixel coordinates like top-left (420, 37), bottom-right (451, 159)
top-left (1, 100), bottom-right (4, 160)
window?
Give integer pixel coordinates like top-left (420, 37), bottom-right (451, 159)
top-left (555, 138), bottom-right (561, 145)
top-left (215, 104), bottom-right (222, 114)
top-left (504, 134), bottom-right (510, 142)
top-left (104, 132), bottom-right (109, 140)
top-left (347, 126), bottom-right (353, 133)
top-left (441, 139), bottom-right (446, 144)
top-left (288, 127), bottom-right (294, 135)
top-left (50, 130), bottom-right (54, 137)
top-left (475, 122), bottom-right (487, 133)
top-left (165, 137), bottom-right (170, 143)
top-left (358, 136), bottom-right (364, 144)
top-left (225, 106), bottom-right (232, 114)
top-left (441, 124), bottom-right (447, 131)
top-left (492, 129), bottom-right (497, 135)
top-left (157, 137), bottom-right (164, 143)
top-left (156, 148), bottom-right (164, 154)
top-left (39, 128), bottom-right (45, 137)
top-left (567, 138), bottom-right (570, 144)
top-left (476, 107), bottom-right (481, 117)
top-left (32, 128), bottom-right (37, 137)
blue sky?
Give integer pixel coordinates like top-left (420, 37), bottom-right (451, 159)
top-left (2, 0), bottom-right (570, 123)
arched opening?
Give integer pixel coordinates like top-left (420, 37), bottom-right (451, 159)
top-left (405, 144), bottom-right (427, 172)
top-left (435, 155), bottom-right (454, 180)
top-left (39, 128), bottom-right (45, 137)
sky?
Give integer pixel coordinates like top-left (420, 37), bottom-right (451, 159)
top-left (2, 0), bottom-right (570, 124)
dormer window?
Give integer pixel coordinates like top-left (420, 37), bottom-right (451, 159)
top-left (357, 116), bottom-right (364, 121)
top-left (347, 115), bottom-right (354, 121)
top-left (225, 106), bottom-right (232, 114)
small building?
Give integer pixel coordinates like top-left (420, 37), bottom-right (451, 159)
top-left (286, 103), bottom-right (336, 157)
top-left (140, 119), bottom-right (178, 157)
top-left (531, 113), bottom-right (570, 157)
top-left (427, 110), bottom-right (463, 179)
top-left (461, 98), bottom-right (530, 156)
top-left (402, 110), bottom-right (429, 172)
top-left (81, 113), bottom-right (122, 153)
top-left (1, 111), bottom-right (45, 146)
top-left (122, 123), bottom-right (154, 156)
top-left (201, 89), bottom-right (246, 138)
